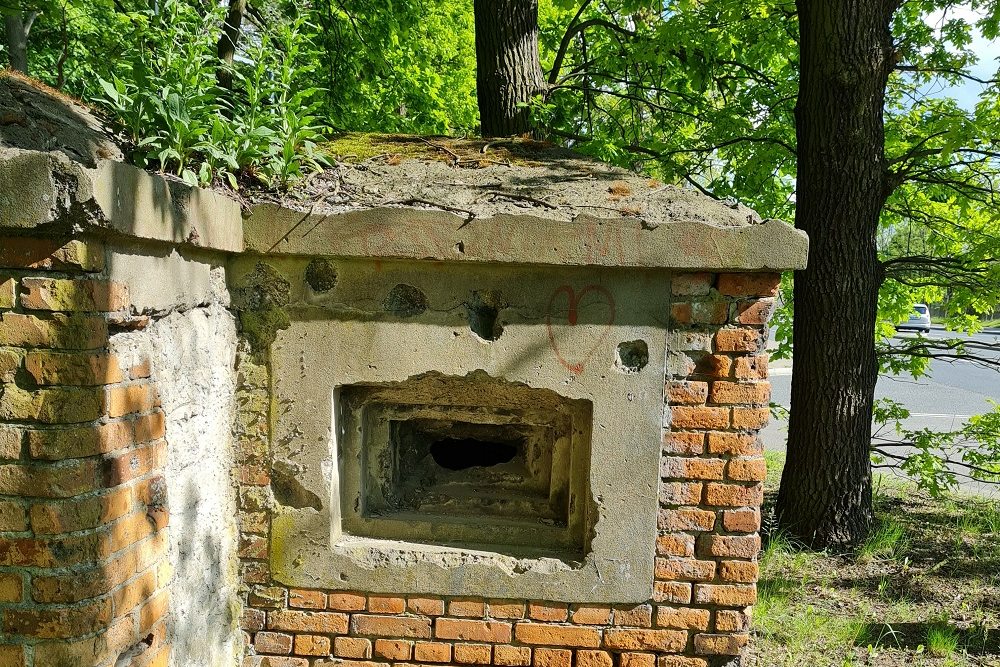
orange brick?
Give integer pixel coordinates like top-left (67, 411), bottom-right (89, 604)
top-left (604, 629), bottom-right (687, 652)
top-left (0, 237), bottom-right (103, 272)
top-left (368, 594), bottom-right (405, 613)
top-left (105, 440), bottom-right (166, 486)
top-left (494, 644), bottom-right (531, 666)
top-left (709, 381), bottom-right (770, 405)
top-left (241, 609), bottom-right (265, 632)
top-left (666, 381), bottom-right (708, 405)
top-left (351, 614), bottom-right (431, 638)
top-left (694, 354), bottom-right (731, 379)
top-left (654, 606), bottom-right (710, 630)
top-left (514, 623), bottom-right (601, 647)
top-left (408, 597), bottom-right (445, 616)
top-left (613, 605), bottom-right (652, 627)
top-left (0, 312), bottom-right (107, 349)
top-left (719, 560), bottom-right (759, 583)
top-left (577, 650), bottom-right (614, 667)
top-left (328, 592), bottom-right (367, 611)
top-left (657, 508), bottom-right (715, 532)
top-left (717, 273), bottom-right (780, 297)
top-left (727, 458), bottom-right (767, 482)
top-left (268, 610), bottom-right (349, 634)
top-left (657, 658), bottom-right (709, 667)
top-left (245, 658), bottom-right (309, 667)
top-left (106, 384), bottom-right (157, 418)
top-left (714, 329), bottom-right (764, 353)
top-left (30, 485), bottom-right (132, 534)
top-left (374, 639), bottom-right (412, 660)
top-left (714, 610), bottom-right (751, 632)
top-left (660, 457), bottom-right (725, 481)
top-left (3, 597), bottom-right (111, 638)
top-left (532, 647), bottom-right (571, 667)
top-left (334, 637), bottom-right (372, 659)
top-left (528, 601), bottom-right (567, 622)
top-left (652, 582), bottom-right (691, 605)
top-left (448, 598), bottom-right (486, 617)
top-left (487, 600), bottom-right (525, 619)
top-left (692, 584), bottom-right (757, 606)
top-left (133, 411), bottom-right (166, 444)
top-left (669, 406), bottom-right (729, 430)
top-left (670, 303), bottom-right (692, 324)
top-left (414, 641), bottom-right (452, 663)
top-left (454, 643), bottom-right (491, 664)
top-left (735, 299), bottom-right (775, 325)
top-left (24, 351), bottom-right (125, 386)
top-left (654, 558), bottom-right (716, 582)
top-left (734, 354), bottom-right (769, 379)
top-left (255, 632), bottom-right (293, 655)
top-left (20, 278), bottom-right (128, 312)
top-left (704, 483), bottom-right (763, 508)
top-left (731, 407), bottom-right (770, 430)
top-left (663, 432), bottom-right (704, 455)
top-left (693, 633), bottom-right (748, 655)
top-left (294, 634), bottom-right (330, 656)
top-left (436, 617), bottom-right (512, 643)
top-left (570, 605), bottom-right (611, 625)
top-left (706, 432), bottom-right (760, 456)
top-left (0, 645), bottom-right (24, 667)
top-left (655, 534), bottom-right (694, 558)
top-left (0, 573), bottom-right (22, 603)
top-left (27, 420), bottom-right (133, 459)
top-left (721, 509), bottom-right (761, 533)
top-left (111, 568), bottom-right (157, 617)
top-left (620, 653), bottom-right (656, 667)
top-left (698, 534), bottom-right (760, 559)
top-left (289, 589), bottom-right (326, 609)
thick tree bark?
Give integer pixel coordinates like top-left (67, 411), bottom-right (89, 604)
top-left (776, 0), bottom-right (898, 547)
top-left (4, 13), bottom-right (29, 74)
top-left (474, 0), bottom-right (545, 137)
top-left (217, 0), bottom-right (246, 91)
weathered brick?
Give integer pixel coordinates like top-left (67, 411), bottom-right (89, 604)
top-left (660, 457), bottom-right (725, 481)
top-left (328, 591), bottom-right (367, 611)
top-left (436, 618), bottom-right (512, 643)
top-left (698, 534), bottom-right (760, 559)
top-left (734, 354), bottom-right (769, 379)
top-left (240, 608), bottom-right (265, 632)
top-left (528, 601), bottom-right (567, 622)
top-left (0, 238), bottom-right (104, 272)
top-left (716, 273), bottom-right (780, 297)
top-left (672, 301), bottom-right (727, 325)
top-left (449, 598), bottom-right (486, 617)
top-left (693, 633), bottom-right (749, 655)
top-left (20, 278), bottom-right (128, 312)
top-left (657, 657), bottom-right (709, 667)
top-left (493, 644), bottom-right (531, 666)
top-left (0, 499), bottom-right (27, 532)
top-left (613, 605), bottom-right (652, 628)
top-left (3, 597), bottom-right (111, 638)
top-left (727, 458), bottom-right (767, 482)
top-left (134, 411), bottom-right (166, 444)
top-left (247, 657), bottom-right (309, 667)
top-left (577, 650), bottom-right (614, 667)
top-left (368, 594), bottom-right (405, 613)
top-left (692, 584), bottom-right (757, 606)
top-left (659, 483), bottom-right (703, 507)
top-left (268, 610), bottom-right (349, 634)
top-left (24, 351), bottom-right (125, 386)
top-left (620, 653), bottom-right (656, 667)
top-left (669, 406), bottom-right (729, 430)
top-left (714, 329), bottom-right (764, 353)
top-left (706, 432), bottom-right (760, 456)
top-left (714, 610), bottom-right (751, 633)
top-left (735, 299), bottom-right (776, 325)
top-left (27, 420), bottom-right (132, 459)
top-left (514, 623), bottom-right (602, 648)
top-left (0, 459), bottom-right (101, 498)
top-left (453, 643), bottom-right (491, 664)
top-left (666, 381), bottom-right (708, 405)
top-left (374, 639), bottom-right (412, 660)
top-left (289, 589), bottom-right (326, 609)
top-left (105, 440), bottom-right (166, 486)
top-left (0, 424), bottom-right (21, 459)
top-left (238, 534), bottom-right (268, 560)
top-left (248, 586), bottom-right (287, 608)
top-left (670, 331), bottom-right (713, 352)
top-left (719, 560), bottom-right (759, 583)
top-left (657, 508), bottom-right (715, 532)
top-left (334, 637), bottom-right (372, 659)
top-left (731, 407), bottom-right (770, 430)
top-left (106, 383), bottom-right (157, 418)
top-left (709, 381), bottom-right (770, 405)
top-left (408, 596), bottom-right (445, 616)
top-left (652, 582), bottom-right (691, 605)
top-left (694, 354), bottom-right (731, 379)
top-left (663, 432), bottom-right (704, 455)
top-left (0, 276), bottom-right (13, 309)
top-left (30, 485), bottom-right (132, 534)
top-left (671, 273), bottom-right (713, 296)
top-left (294, 634), bottom-right (331, 656)
top-left (570, 605), bottom-right (611, 625)
top-left (0, 348), bottom-right (20, 384)
top-left (604, 629), bottom-right (687, 652)
top-left (704, 483), bottom-right (763, 508)
top-left (0, 385), bottom-right (104, 423)
top-left (654, 606), bottom-right (710, 630)
top-left (721, 509), bottom-right (761, 533)
top-left (487, 600), bottom-right (524, 619)
top-left (351, 614), bottom-right (431, 638)
top-left (414, 641), bottom-right (451, 663)
top-left (532, 647), bottom-right (571, 667)
top-left (655, 534), bottom-right (694, 558)
top-left (241, 561), bottom-right (269, 585)
top-left (654, 558), bottom-right (716, 582)
top-left (0, 573), bottom-right (22, 603)
top-left (0, 312), bottom-right (107, 349)
top-left (255, 632), bottom-right (293, 655)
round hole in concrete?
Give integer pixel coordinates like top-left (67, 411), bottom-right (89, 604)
top-left (465, 290), bottom-right (506, 340)
top-left (383, 284), bottom-right (428, 317)
top-left (305, 258), bottom-right (338, 292)
top-left (616, 339), bottom-right (649, 373)
top-left (430, 438), bottom-right (518, 471)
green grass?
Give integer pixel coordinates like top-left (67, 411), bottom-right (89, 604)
top-left (926, 622), bottom-right (960, 657)
top-left (858, 519), bottom-right (908, 561)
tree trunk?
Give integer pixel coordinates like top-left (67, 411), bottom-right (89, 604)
top-left (217, 0), bottom-right (246, 91)
top-left (473, 0), bottom-right (545, 137)
top-left (776, 0), bottom-right (897, 547)
top-left (4, 13), bottom-right (29, 74)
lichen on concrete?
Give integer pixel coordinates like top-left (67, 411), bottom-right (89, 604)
top-left (231, 262), bottom-right (292, 355)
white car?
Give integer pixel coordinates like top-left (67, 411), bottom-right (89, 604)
top-left (897, 303), bottom-right (931, 334)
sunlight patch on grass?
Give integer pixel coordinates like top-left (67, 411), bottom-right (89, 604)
top-left (924, 622), bottom-right (960, 657)
top-left (859, 519), bottom-right (908, 561)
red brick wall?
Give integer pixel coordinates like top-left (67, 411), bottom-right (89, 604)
top-left (0, 237), bottom-right (170, 667)
top-left (235, 271), bottom-right (779, 667)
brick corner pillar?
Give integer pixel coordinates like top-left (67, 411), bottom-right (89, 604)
top-left (0, 235), bottom-right (170, 667)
